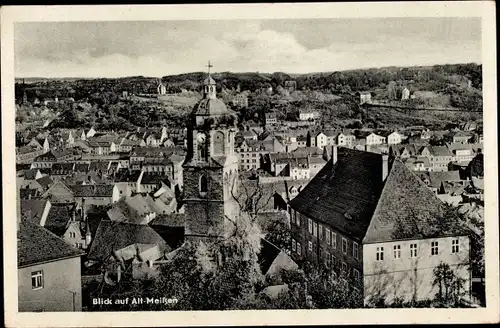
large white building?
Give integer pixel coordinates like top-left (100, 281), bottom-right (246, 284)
top-left (289, 147), bottom-right (471, 305)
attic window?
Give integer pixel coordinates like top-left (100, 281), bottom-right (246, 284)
top-left (344, 212), bottom-right (353, 220)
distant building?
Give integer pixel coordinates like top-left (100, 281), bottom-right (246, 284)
top-left (386, 131), bottom-right (403, 145)
top-left (265, 112), bottom-right (278, 126)
top-left (401, 87), bottom-right (410, 100)
top-left (453, 131), bottom-right (474, 144)
top-left (359, 91), bottom-right (372, 104)
top-left (299, 109), bottom-right (320, 121)
top-left (232, 93), bottom-right (249, 108)
top-left (337, 130), bottom-right (356, 148)
top-left (157, 80), bottom-right (167, 96)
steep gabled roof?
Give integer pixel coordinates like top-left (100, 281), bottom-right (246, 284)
top-left (20, 199), bottom-right (49, 222)
top-left (87, 220), bottom-right (169, 262)
top-left (289, 148), bottom-right (386, 241)
top-left (44, 203), bottom-right (75, 237)
top-left (363, 160), bottom-right (465, 244)
top-left (18, 219), bottom-right (84, 268)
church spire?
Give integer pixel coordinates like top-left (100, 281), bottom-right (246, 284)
top-left (203, 61), bottom-right (216, 99)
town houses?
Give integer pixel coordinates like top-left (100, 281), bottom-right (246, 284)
top-left (15, 63), bottom-right (484, 311)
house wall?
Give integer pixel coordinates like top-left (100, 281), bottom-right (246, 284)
top-left (315, 134), bottom-right (327, 149)
top-left (388, 134), bottom-right (402, 145)
top-left (363, 235), bottom-right (470, 305)
top-left (290, 210), bottom-right (364, 288)
top-left (63, 222), bottom-right (87, 249)
top-left (18, 257), bottom-right (82, 312)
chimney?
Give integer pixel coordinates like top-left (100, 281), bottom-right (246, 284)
top-left (332, 145), bottom-right (338, 165)
top-left (382, 155), bottom-right (389, 181)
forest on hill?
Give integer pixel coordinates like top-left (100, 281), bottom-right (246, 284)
top-left (15, 63), bottom-right (482, 131)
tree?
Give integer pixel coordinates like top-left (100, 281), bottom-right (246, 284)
top-left (265, 218), bottom-right (291, 254)
top-left (432, 262), bottom-right (466, 307)
top-left (429, 134), bottom-right (446, 146)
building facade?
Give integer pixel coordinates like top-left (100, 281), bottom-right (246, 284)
top-left (288, 147), bottom-right (470, 305)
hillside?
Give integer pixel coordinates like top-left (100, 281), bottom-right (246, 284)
top-left (15, 63), bottom-right (483, 131)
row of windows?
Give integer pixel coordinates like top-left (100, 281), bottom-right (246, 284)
top-left (239, 153), bottom-right (258, 158)
top-left (240, 164), bottom-right (257, 170)
top-left (376, 240), bottom-right (460, 261)
top-left (324, 251), bottom-right (361, 281)
top-left (302, 216), bottom-right (359, 260)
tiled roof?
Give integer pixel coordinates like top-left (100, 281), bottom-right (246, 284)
top-left (20, 188), bottom-right (41, 200)
top-left (70, 184), bottom-right (115, 197)
top-left (428, 171), bottom-right (461, 188)
top-left (131, 147), bottom-right (175, 157)
top-left (51, 162), bottom-right (75, 173)
top-left (89, 161), bottom-right (109, 172)
top-left (140, 173), bottom-right (169, 185)
top-left (17, 146), bottom-right (40, 154)
top-left (44, 203), bottom-right (75, 237)
top-left (23, 169), bottom-right (39, 180)
top-left (113, 170), bottom-right (142, 183)
top-left (52, 149), bottom-right (75, 159)
top-left (453, 131), bottom-right (474, 138)
top-left (18, 219), bottom-right (84, 268)
top-left (309, 156), bottom-right (327, 165)
top-left (74, 163), bottom-right (90, 173)
top-left (364, 160), bottom-right (465, 243)
top-left (149, 213), bottom-right (186, 227)
top-left (87, 220), bottom-right (169, 261)
top-left (20, 199), bottom-right (49, 221)
top-left (429, 146), bottom-right (452, 157)
top-left (34, 151), bottom-right (57, 162)
top-left (289, 148), bottom-right (386, 241)
top-left (292, 147), bottom-right (323, 157)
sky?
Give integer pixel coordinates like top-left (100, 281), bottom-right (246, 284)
top-left (14, 18), bottom-right (482, 78)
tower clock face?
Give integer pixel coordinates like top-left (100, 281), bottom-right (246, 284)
top-left (196, 133), bottom-right (206, 143)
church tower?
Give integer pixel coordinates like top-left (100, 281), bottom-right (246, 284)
top-left (182, 62), bottom-right (240, 242)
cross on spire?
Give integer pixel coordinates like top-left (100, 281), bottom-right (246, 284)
top-left (206, 61), bottom-right (213, 74)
